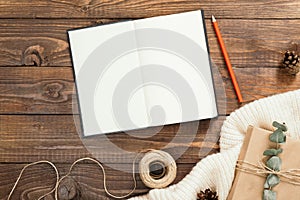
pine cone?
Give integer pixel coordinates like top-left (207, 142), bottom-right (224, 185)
top-left (197, 189), bottom-right (218, 200)
top-left (283, 50), bottom-right (300, 75)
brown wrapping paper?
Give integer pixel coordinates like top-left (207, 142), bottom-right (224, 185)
top-left (227, 126), bottom-right (300, 200)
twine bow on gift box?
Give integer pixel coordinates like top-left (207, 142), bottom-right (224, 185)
top-left (236, 160), bottom-right (300, 186)
top-left (235, 121), bottom-right (300, 200)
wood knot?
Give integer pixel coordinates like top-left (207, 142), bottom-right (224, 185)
top-left (58, 177), bottom-right (79, 200)
top-left (42, 82), bottom-right (63, 99)
top-left (32, 122), bottom-right (43, 130)
top-left (80, 5), bottom-right (89, 12)
top-left (22, 45), bottom-right (44, 66)
top-left (91, 20), bottom-right (105, 26)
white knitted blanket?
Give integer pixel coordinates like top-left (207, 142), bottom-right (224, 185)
top-left (130, 89), bottom-right (300, 200)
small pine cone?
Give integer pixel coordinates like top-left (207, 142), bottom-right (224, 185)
top-left (283, 50), bottom-right (300, 75)
top-left (197, 189), bottom-right (218, 200)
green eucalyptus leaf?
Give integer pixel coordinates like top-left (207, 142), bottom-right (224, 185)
top-left (263, 148), bottom-right (283, 156)
top-left (269, 130), bottom-right (286, 143)
top-left (272, 121), bottom-right (287, 132)
top-left (266, 156), bottom-right (281, 171)
top-left (263, 190), bottom-right (276, 200)
top-left (266, 174), bottom-right (280, 188)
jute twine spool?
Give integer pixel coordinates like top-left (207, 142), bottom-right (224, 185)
top-left (8, 150), bottom-right (177, 199)
top-left (139, 150), bottom-right (177, 188)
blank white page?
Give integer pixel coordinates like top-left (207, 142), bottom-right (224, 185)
top-left (68, 22), bottom-right (149, 136)
top-left (134, 10), bottom-right (218, 126)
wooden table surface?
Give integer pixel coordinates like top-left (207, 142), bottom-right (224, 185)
top-left (0, 0), bottom-right (299, 199)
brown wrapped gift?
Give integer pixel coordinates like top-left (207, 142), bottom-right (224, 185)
top-left (227, 126), bottom-right (300, 200)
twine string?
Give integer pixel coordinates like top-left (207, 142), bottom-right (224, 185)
top-left (8, 149), bottom-right (176, 199)
top-left (236, 160), bottom-right (300, 186)
top-left (7, 160), bottom-right (59, 200)
top-left (7, 157), bottom-right (138, 200)
top-left (54, 157), bottom-right (138, 199)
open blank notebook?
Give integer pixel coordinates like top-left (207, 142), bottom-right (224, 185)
top-left (68, 10), bottom-right (218, 136)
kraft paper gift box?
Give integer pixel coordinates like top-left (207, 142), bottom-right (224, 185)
top-left (227, 126), bottom-right (300, 200)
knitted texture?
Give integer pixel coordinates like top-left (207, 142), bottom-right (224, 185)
top-left (129, 89), bottom-right (300, 200)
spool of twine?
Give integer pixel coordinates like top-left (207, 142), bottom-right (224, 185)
top-left (139, 150), bottom-right (177, 189)
top-left (8, 150), bottom-right (177, 199)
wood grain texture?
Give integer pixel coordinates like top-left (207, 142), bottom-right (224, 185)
top-left (0, 19), bottom-right (114, 67)
top-left (0, 0), bottom-right (298, 19)
top-left (0, 162), bottom-right (195, 199)
top-left (0, 66), bottom-right (299, 115)
top-left (0, 115), bottom-right (222, 163)
top-left (0, 67), bottom-right (76, 114)
top-left (209, 19), bottom-right (300, 69)
top-left (0, 19), bottom-right (298, 68)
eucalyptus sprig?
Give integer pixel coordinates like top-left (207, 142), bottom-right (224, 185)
top-left (262, 121), bottom-right (287, 200)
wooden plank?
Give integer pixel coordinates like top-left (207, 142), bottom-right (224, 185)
top-left (0, 162), bottom-right (195, 199)
top-left (0, 67), bottom-right (76, 114)
top-left (1, 66), bottom-right (299, 115)
top-left (0, 115), bottom-right (222, 163)
top-left (0, 19), bottom-right (298, 68)
top-left (208, 19), bottom-right (300, 69)
top-left (236, 68), bottom-right (300, 101)
top-left (0, 0), bottom-right (298, 19)
top-left (0, 19), bottom-right (114, 67)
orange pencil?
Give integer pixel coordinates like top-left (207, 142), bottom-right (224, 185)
top-left (212, 15), bottom-right (243, 103)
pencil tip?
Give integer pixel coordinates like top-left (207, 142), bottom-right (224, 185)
top-left (212, 15), bottom-right (216, 22)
